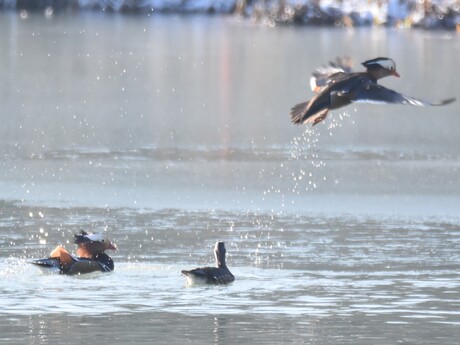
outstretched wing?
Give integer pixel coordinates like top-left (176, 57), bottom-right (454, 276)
top-left (310, 56), bottom-right (353, 93)
top-left (351, 84), bottom-right (456, 106)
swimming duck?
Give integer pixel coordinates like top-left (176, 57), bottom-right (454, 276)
top-left (31, 231), bottom-right (117, 275)
top-left (181, 241), bottom-right (235, 285)
top-left (290, 57), bottom-right (456, 126)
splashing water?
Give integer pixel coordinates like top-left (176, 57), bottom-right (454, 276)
top-left (326, 110), bottom-right (354, 134)
top-left (262, 111), bottom-right (354, 208)
top-left (289, 127), bottom-right (325, 193)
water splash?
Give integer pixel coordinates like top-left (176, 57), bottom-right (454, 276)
top-left (326, 111), bottom-right (353, 134)
top-left (289, 126), bottom-right (325, 193)
top-left (262, 111), bottom-right (353, 209)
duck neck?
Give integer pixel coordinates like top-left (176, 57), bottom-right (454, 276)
top-left (215, 251), bottom-right (226, 269)
top-left (365, 68), bottom-right (386, 81)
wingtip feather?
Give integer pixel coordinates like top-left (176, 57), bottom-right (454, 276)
top-left (438, 97), bottom-right (456, 106)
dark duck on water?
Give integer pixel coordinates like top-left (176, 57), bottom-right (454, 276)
top-left (181, 241), bottom-right (235, 286)
top-left (290, 57), bottom-right (456, 126)
top-left (31, 231), bottom-right (117, 275)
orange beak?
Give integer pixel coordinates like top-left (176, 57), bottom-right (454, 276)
top-left (393, 70), bottom-right (400, 77)
top-left (108, 242), bottom-right (117, 251)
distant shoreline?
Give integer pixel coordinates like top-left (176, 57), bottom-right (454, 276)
top-left (2, 0), bottom-right (460, 31)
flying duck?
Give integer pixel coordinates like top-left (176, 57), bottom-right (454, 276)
top-left (181, 241), bottom-right (235, 285)
top-left (290, 57), bottom-right (456, 126)
top-left (31, 231), bottom-right (117, 275)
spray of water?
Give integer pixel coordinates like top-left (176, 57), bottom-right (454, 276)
top-left (262, 111), bottom-right (352, 209)
top-left (253, 111), bottom-right (353, 263)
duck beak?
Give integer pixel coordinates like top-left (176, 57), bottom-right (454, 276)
top-left (393, 70), bottom-right (400, 78)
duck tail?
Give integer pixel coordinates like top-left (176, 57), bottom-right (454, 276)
top-left (290, 101), bottom-right (308, 125)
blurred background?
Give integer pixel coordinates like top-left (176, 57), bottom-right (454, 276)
top-left (1, 0), bottom-right (460, 29)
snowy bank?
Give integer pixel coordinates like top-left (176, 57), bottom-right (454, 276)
top-left (2, 0), bottom-right (459, 30)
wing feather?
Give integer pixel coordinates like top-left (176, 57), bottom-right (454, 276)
top-left (351, 84), bottom-right (456, 106)
top-left (310, 57), bottom-right (353, 93)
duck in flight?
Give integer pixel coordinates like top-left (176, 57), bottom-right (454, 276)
top-left (181, 241), bottom-right (235, 286)
top-left (31, 231), bottom-right (117, 275)
top-left (290, 57), bottom-right (456, 126)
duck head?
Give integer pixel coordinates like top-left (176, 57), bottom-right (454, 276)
top-left (74, 231), bottom-right (117, 258)
top-left (214, 241), bottom-right (228, 268)
top-left (362, 57), bottom-right (400, 80)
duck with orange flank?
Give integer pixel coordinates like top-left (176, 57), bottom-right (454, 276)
top-left (31, 231), bottom-right (117, 275)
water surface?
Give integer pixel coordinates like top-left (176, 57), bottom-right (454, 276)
top-left (0, 12), bottom-right (459, 345)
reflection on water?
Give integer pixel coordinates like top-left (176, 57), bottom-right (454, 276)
top-left (0, 11), bottom-right (459, 345)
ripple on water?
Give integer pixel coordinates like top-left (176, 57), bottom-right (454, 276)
top-left (0, 203), bottom-right (459, 328)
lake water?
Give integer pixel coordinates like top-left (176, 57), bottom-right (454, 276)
top-left (0, 12), bottom-right (459, 345)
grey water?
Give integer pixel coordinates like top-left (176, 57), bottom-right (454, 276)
top-left (0, 12), bottom-right (460, 345)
